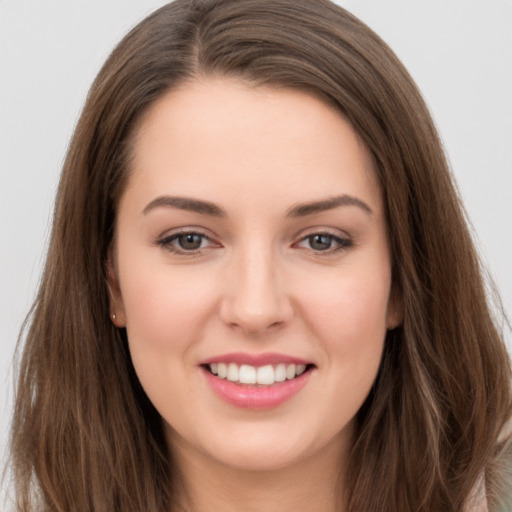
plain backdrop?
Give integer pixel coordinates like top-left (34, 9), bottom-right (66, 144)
top-left (1, 0), bottom-right (511, 495)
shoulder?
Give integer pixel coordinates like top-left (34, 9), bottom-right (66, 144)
top-left (465, 475), bottom-right (489, 512)
top-left (465, 418), bottom-right (512, 512)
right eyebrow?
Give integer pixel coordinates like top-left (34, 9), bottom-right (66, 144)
top-left (142, 195), bottom-right (227, 217)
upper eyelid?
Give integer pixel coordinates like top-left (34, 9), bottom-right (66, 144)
top-left (155, 229), bottom-right (219, 253)
top-left (155, 231), bottom-right (219, 256)
top-left (164, 232), bottom-right (210, 242)
top-left (156, 226), bottom-right (217, 241)
top-left (295, 233), bottom-right (350, 247)
top-left (292, 225), bottom-right (351, 241)
top-left (154, 226), bottom-right (352, 246)
top-left (292, 228), bottom-right (353, 252)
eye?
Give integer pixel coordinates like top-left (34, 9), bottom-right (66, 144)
top-left (296, 233), bottom-right (351, 253)
top-left (156, 231), bottom-right (216, 254)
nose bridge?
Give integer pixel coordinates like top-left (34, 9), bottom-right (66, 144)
top-left (221, 238), bottom-right (292, 333)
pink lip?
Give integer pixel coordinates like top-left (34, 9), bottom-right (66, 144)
top-left (201, 366), bottom-right (313, 410)
top-left (199, 352), bottom-right (311, 366)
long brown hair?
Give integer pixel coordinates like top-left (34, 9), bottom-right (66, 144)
top-left (9, 1), bottom-right (512, 510)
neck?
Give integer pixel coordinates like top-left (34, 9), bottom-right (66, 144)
top-left (169, 431), bottom-right (350, 512)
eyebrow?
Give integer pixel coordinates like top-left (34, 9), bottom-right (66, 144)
top-left (142, 193), bottom-right (373, 217)
top-left (286, 195), bottom-right (373, 217)
top-left (142, 196), bottom-right (226, 217)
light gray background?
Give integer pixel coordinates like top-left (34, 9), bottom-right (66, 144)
top-left (1, 0), bottom-right (511, 498)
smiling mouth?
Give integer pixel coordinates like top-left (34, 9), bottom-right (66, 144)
top-left (203, 362), bottom-right (315, 387)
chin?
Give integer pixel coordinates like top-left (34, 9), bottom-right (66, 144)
top-left (209, 443), bottom-right (312, 473)
top-left (168, 417), bottom-right (349, 475)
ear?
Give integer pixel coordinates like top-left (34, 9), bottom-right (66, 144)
top-left (106, 250), bottom-right (127, 327)
top-left (385, 283), bottom-right (403, 330)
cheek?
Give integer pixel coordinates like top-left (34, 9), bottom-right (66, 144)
top-left (298, 264), bottom-right (391, 364)
top-left (292, 265), bottom-right (391, 441)
top-left (305, 272), bottom-right (390, 330)
top-left (118, 254), bottom-right (218, 358)
top-left (117, 259), bottom-right (220, 416)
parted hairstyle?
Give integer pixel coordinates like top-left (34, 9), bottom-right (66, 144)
top-left (8, 0), bottom-right (512, 511)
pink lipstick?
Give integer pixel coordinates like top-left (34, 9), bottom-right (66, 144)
top-left (200, 352), bottom-right (314, 409)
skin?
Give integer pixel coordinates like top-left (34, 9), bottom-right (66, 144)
top-left (109, 77), bottom-right (401, 512)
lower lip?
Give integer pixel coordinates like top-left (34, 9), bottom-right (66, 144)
top-left (202, 367), bottom-right (312, 409)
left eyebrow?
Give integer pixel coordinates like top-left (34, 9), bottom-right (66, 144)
top-left (285, 195), bottom-right (373, 217)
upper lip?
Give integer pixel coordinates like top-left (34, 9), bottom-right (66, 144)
top-left (199, 352), bottom-right (313, 367)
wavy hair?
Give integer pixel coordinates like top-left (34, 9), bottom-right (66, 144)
top-left (9, 1), bottom-right (512, 510)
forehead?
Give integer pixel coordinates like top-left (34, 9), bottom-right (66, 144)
top-left (124, 77), bottom-right (382, 215)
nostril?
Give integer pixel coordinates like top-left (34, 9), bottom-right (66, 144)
top-left (219, 268), bottom-right (294, 333)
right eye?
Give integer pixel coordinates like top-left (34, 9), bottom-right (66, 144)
top-left (156, 231), bottom-right (215, 254)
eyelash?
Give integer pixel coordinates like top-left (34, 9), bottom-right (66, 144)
top-left (294, 232), bottom-right (352, 254)
top-left (156, 231), bottom-right (217, 255)
top-left (155, 230), bottom-right (353, 256)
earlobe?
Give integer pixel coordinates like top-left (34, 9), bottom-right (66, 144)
top-left (106, 251), bottom-right (127, 327)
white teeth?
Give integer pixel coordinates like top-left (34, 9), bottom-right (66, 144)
top-left (217, 363), bottom-right (227, 379)
top-left (227, 363), bottom-right (239, 382)
top-left (207, 362), bottom-right (309, 386)
top-left (239, 364), bottom-right (256, 384)
top-left (256, 365), bottom-right (275, 385)
top-left (275, 364), bottom-right (287, 382)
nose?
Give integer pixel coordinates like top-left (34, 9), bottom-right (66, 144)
top-left (220, 247), bottom-right (293, 335)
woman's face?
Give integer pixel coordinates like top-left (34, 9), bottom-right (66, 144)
top-left (110, 78), bottom-right (400, 473)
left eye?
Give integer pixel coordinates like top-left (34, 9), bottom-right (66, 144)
top-left (296, 233), bottom-right (349, 252)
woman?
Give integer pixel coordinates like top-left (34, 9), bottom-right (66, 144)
top-left (9, 0), bottom-right (512, 510)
